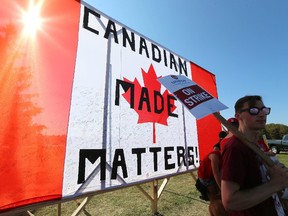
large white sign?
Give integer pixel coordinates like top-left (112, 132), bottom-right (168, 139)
top-left (62, 3), bottom-right (199, 197)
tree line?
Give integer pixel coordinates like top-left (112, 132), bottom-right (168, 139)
top-left (263, 123), bottom-right (288, 139)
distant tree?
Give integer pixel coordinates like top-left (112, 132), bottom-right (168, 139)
top-left (265, 123), bottom-right (288, 139)
top-left (0, 23), bottom-right (45, 146)
top-left (0, 22), bottom-right (66, 202)
top-left (279, 124), bottom-right (288, 137)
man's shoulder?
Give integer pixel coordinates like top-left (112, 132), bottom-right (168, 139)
top-left (222, 135), bottom-right (239, 146)
top-left (209, 150), bottom-right (221, 157)
top-left (222, 136), bottom-right (247, 152)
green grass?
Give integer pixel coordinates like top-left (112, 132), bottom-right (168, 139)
top-left (277, 153), bottom-right (288, 165)
top-left (21, 153), bottom-right (288, 215)
top-left (30, 173), bottom-right (209, 216)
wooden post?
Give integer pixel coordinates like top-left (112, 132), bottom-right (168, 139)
top-left (57, 203), bottom-right (61, 216)
top-left (137, 178), bottom-right (170, 214)
top-left (71, 197), bottom-right (92, 216)
top-left (189, 171), bottom-right (197, 181)
top-left (151, 180), bottom-right (158, 214)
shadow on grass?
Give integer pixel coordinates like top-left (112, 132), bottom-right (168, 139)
top-left (164, 189), bottom-right (209, 205)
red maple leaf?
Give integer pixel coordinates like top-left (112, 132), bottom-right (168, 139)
top-left (122, 64), bottom-right (177, 143)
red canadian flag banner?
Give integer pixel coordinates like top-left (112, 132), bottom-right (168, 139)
top-left (0, 0), bottom-right (223, 212)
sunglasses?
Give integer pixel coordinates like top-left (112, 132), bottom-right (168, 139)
top-left (239, 107), bottom-right (271, 116)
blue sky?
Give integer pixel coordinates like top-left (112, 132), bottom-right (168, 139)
top-left (85, 0), bottom-right (288, 125)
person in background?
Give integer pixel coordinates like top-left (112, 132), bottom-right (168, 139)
top-left (221, 95), bottom-right (288, 215)
top-left (196, 131), bottom-right (228, 216)
top-left (258, 133), bottom-right (276, 157)
top-left (197, 131), bottom-right (227, 200)
top-left (220, 118), bottom-right (239, 153)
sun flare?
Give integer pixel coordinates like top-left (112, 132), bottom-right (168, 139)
top-left (21, 0), bottom-right (43, 38)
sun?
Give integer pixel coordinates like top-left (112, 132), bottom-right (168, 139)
top-left (21, 0), bottom-right (44, 38)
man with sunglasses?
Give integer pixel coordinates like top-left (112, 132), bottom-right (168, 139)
top-left (221, 95), bottom-right (288, 215)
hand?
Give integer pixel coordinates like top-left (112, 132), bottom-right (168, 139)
top-left (268, 163), bottom-right (288, 189)
top-left (266, 151), bottom-right (276, 157)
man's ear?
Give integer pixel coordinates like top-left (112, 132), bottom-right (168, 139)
top-left (235, 113), bottom-right (240, 119)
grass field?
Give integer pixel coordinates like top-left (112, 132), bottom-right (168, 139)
top-left (24, 153), bottom-right (288, 215)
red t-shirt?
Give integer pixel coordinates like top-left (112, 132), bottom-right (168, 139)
top-left (221, 135), bottom-right (278, 216)
top-left (198, 150), bottom-right (221, 180)
top-left (220, 137), bottom-right (231, 154)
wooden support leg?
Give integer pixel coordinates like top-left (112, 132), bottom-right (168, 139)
top-left (189, 171), bottom-right (197, 181)
top-left (71, 197), bottom-right (92, 216)
top-left (137, 178), bottom-right (170, 214)
top-left (26, 210), bottom-right (34, 216)
top-left (151, 180), bottom-right (158, 214)
top-left (57, 203), bottom-right (61, 216)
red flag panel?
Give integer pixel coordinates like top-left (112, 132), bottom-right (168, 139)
top-left (0, 0), bottom-right (80, 211)
top-left (190, 62), bottom-right (222, 160)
